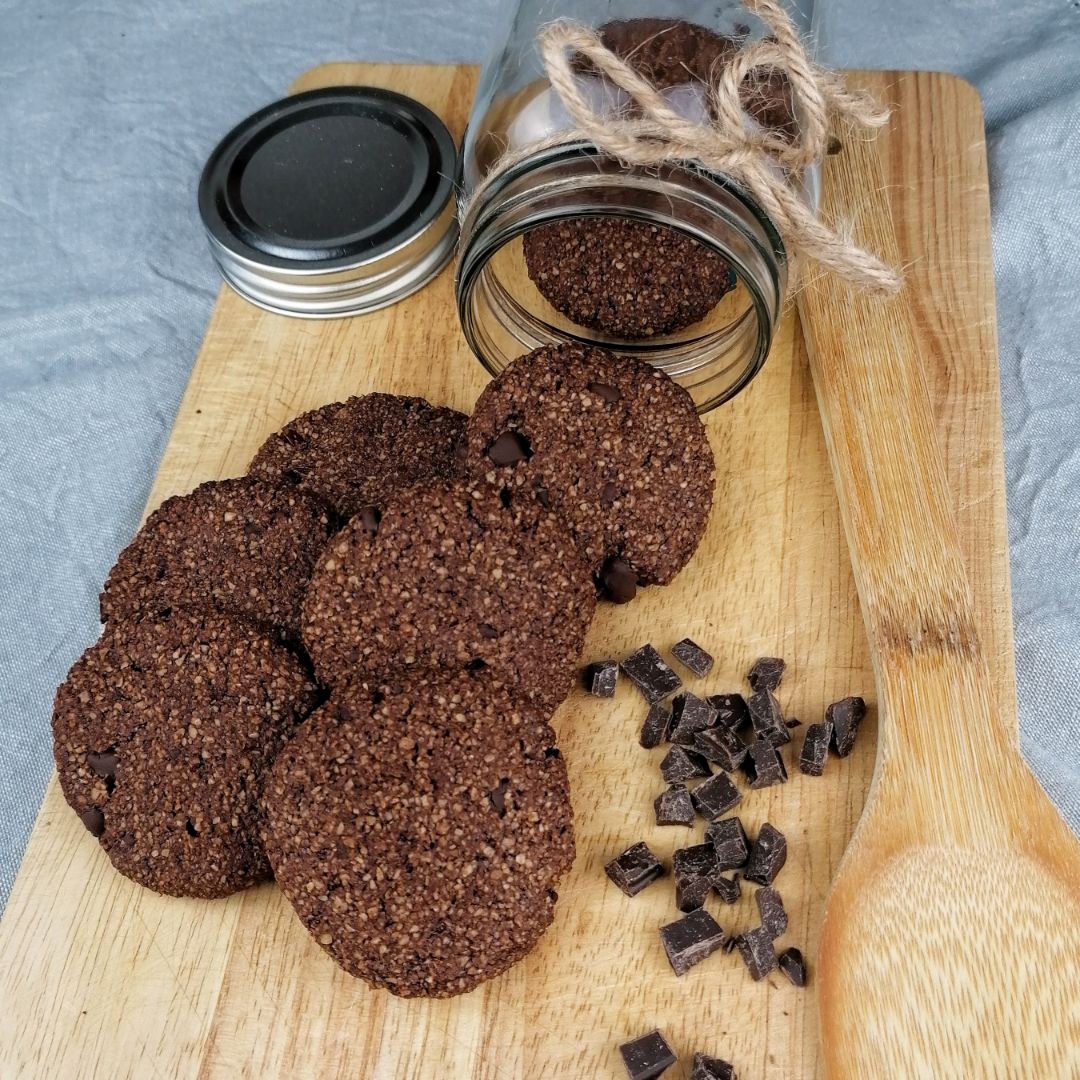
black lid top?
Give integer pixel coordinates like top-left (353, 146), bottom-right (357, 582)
top-left (198, 86), bottom-right (458, 273)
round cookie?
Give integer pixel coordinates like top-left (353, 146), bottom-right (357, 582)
top-left (261, 671), bottom-right (575, 997)
top-left (301, 477), bottom-right (595, 709)
top-left (52, 609), bottom-right (321, 898)
top-left (523, 217), bottom-right (736, 339)
top-left (247, 393), bottom-right (467, 521)
top-left (100, 476), bottom-right (331, 638)
top-left (462, 343), bottom-right (715, 601)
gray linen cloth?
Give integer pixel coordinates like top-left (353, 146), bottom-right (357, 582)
top-left (1, 0), bottom-right (1077, 910)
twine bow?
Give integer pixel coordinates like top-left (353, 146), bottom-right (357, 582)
top-left (465, 0), bottom-right (902, 293)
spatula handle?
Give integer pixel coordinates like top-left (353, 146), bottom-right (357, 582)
top-left (795, 125), bottom-right (1004, 773)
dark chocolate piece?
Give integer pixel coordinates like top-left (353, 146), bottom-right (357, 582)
top-left (748, 689), bottom-right (790, 747)
top-left (691, 771), bottom-right (742, 822)
top-left (693, 726), bottom-right (747, 772)
top-left (736, 926), bottom-right (778, 981)
top-left (744, 823), bottom-right (788, 886)
top-left (80, 807), bottom-right (105, 837)
top-left (705, 817), bottom-right (749, 870)
top-left (588, 380), bottom-right (622, 403)
top-left (487, 430), bottom-right (532, 466)
top-left (654, 785), bottom-right (696, 827)
top-left (799, 721), bottom-right (832, 776)
top-left (640, 701), bottom-right (673, 749)
top-left (778, 946), bottom-right (807, 987)
top-left (660, 745), bottom-right (712, 784)
top-left (671, 638), bottom-right (714, 678)
top-left (707, 693), bottom-right (751, 733)
top-left (660, 908), bottom-right (726, 976)
top-left (606, 841), bottom-right (665, 897)
top-left (690, 1052), bottom-right (737, 1080)
top-left (674, 843), bottom-right (718, 912)
top-left (600, 556), bottom-right (638, 605)
top-left (756, 886), bottom-right (788, 939)
top-left (621, 644), bottom-right (682, 704)
top-left (747, 656), bottom-right (785, 692)
top-left (711, 872), bottom-right (741, 904)
top-left (743, 741), bottom-right (788, 789)
top-left (669, 692), bottom-right (719, 745)
top-left (586, 661), bottom-right (619, 698)
top-left (619, 1030), bottom-right (677, 1080)
top-left (827, 696), bottom-right (867, 757)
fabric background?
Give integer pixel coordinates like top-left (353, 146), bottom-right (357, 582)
top-left (1, 0), bottom-right (1077, 911)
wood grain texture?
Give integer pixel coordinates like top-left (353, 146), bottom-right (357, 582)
top-left (0, 65), bottom-right (1019, 1079)
top-left (798, 103), bottom-right (1080, 1078)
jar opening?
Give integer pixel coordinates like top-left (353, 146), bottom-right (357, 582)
top-left (457, 144), bottom-right (786, 412)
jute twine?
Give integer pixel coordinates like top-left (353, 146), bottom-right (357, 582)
top-left (462, 0), bottom-right (902, 293)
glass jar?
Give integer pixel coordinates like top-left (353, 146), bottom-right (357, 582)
top-left (457, 0), bottom-right (816, 412)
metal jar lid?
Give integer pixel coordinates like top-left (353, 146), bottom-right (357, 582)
top-left (198, 86), bottom-right (459, 318)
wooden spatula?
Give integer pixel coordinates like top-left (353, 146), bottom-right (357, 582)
top-left (796, 121), bottom-right (1080, 1074)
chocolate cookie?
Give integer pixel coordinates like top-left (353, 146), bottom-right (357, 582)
top-left (261, 671), bottom-right (575, 997)
top-left (523, 218), bottom-right (736, 340)
top-left (247, 393), bottom-right (467, 521)
top-left (462, 344), bottom-right (714, 598)
top-left (100, 476), bottom-right (331, 638)
top-left (52, 609), bottom-right (320, 898)
top-left (301, 477), bottom-right (595, 709)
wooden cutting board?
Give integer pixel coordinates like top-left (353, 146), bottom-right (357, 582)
top-left (0, 64), bottom-right (1009, 1079)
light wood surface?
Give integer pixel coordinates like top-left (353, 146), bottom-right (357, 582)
top-left (798, 116), bottom-right (1080, 1077)
top-left (0, 65), bottom-right (1023, 1079)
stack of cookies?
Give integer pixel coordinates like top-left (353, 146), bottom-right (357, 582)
top-left (52, 344), bottom-right (715, 998)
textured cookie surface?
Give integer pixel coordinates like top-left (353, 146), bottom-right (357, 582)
top-left (248, 393), bottom-right (467, 521)
top-left (302, 477), bottom-right (595, 708)
top-left (100, 476), bottom-right (331, 637)
top-left (524, 218), bottom-right (736, 340)
top-left (262, 671), bottom-right (575, 997)
top-left (463, 344), bottom-right (715, 593)
top-left (52, 610), bottom-right (320, 898)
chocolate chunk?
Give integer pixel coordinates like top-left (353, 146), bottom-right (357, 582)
top-left (605, 841), bottom-right (665, 897)
top-left (778, 946), bottom-right (807, 987)
top-left (799, 721), bottom-right (832, 776)
top-left (747, 656), bottom-right (785, 692)
top-left (744, 823), bottom-right (787, 886)
top-left (600, 482), bottom-right (620, 508)
top-left (640, 702), bottom-right (673, 749)
top-left (743, 741), bottom-right (787, 789)
top-left (674, 843), bottom-right (718, 912)
top-left (588, 381), bottom-right (622, 404)
top-left (707, 693), bottom-right (750, 732)
top-left (690, 1052), bottom-right (737, 1080)
top-left (660, 908), bottom-right (726, 976)
top-left (748, 689), bottom-right (790, 747)
top-left (79, 807), bottom-right (105, 837)
top-left (691, 771), bottom-right (742, 822)
top-left (487, 430), bottom-right (532, 466)
top-left (671, 638), bottom-right (714, 678)
top-left (660, 745), bottom-right (712, 784)
top-left (736, 926), bottom-right (778, 981)
top-left (600, 556), bottom-right (638, 604)
top-left (619, 1029), bottom-right (677, 1080)
top-left (711, 872), bottom-right (741, 904)
top-left (87, 750), bottom-right (118, 780)
top-left (586, 661), bottom-right (619, 698)
top-left (669, 692), bottom-right (719, 745)
top-left (479, 622), bottom-right (499, 640)
top-left (827, 696), bottom-right (867, 757)
top-left (705, 817), bottom-right (749, 870)
top-left (488, 778), bottom-right (511, 817)
top-left (654, 785), bottom-right (696, 827)
top-left (622, 644), bottom-right (682, 703)
top-left (756, 886), bottom-right (788, 939)
top-left (693, 726), bottom-right (747, 772)
top-left (357, 505), bottom-right (381, 536)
